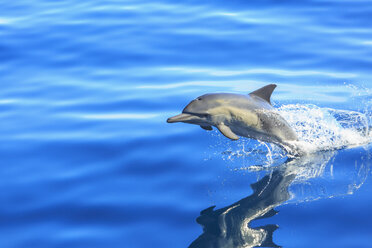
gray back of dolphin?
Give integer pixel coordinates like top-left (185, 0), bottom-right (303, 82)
top-left (167, 84), bottom-right (299, 155)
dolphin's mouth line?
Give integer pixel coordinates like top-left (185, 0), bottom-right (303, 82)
top-left (182, 111), bottom-right (208, 118)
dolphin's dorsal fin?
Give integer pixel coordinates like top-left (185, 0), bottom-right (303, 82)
top-left (249, 84), bottom-right (277, 105)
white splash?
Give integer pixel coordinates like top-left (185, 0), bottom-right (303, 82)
top-left (278, 104), bottom-right (371, 154)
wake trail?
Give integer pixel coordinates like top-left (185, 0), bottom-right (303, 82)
top-left (279, 104), bottom-right (372, 155)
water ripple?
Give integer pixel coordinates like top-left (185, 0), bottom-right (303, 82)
top-left (1, 0), bottom-right (372, 247)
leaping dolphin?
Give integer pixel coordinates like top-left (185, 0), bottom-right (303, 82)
top-left (167, 84), bottom-right (300, 155)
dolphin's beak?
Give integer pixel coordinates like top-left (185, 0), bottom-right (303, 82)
top-left (167, 113), bottom-right (195, 123)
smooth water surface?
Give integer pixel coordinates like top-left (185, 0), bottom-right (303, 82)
top-left (1, 1), bottom-right (372, 247)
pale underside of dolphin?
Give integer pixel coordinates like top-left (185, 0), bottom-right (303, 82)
top-left (167, 84), bottom-right (300, 155)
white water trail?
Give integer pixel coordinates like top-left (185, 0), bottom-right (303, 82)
top-left (278, 104), bottom-right (371, 154)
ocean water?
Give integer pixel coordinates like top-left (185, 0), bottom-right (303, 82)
top-left (1, 0), bottom-right (372, 247)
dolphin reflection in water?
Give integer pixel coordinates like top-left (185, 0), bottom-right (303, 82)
top-left (189, 150), bottom-right (370, 248)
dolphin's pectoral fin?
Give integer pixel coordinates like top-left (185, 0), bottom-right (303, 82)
top-left (217, 124), bottom-right (239, 140)
top-left (200, 125), bottom-right (213, 131)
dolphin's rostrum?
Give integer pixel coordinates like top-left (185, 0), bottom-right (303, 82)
top-left (167, 84), bottom-right (300, 155)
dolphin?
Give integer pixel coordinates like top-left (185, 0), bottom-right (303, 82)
top-left (167, 84), bottom-right (300, 155)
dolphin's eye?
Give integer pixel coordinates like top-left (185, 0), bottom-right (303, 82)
top-left (196, 97), bottom-right (202, 101)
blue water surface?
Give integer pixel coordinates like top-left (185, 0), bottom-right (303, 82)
top-left (1, 1), bottom-right (372, 247)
